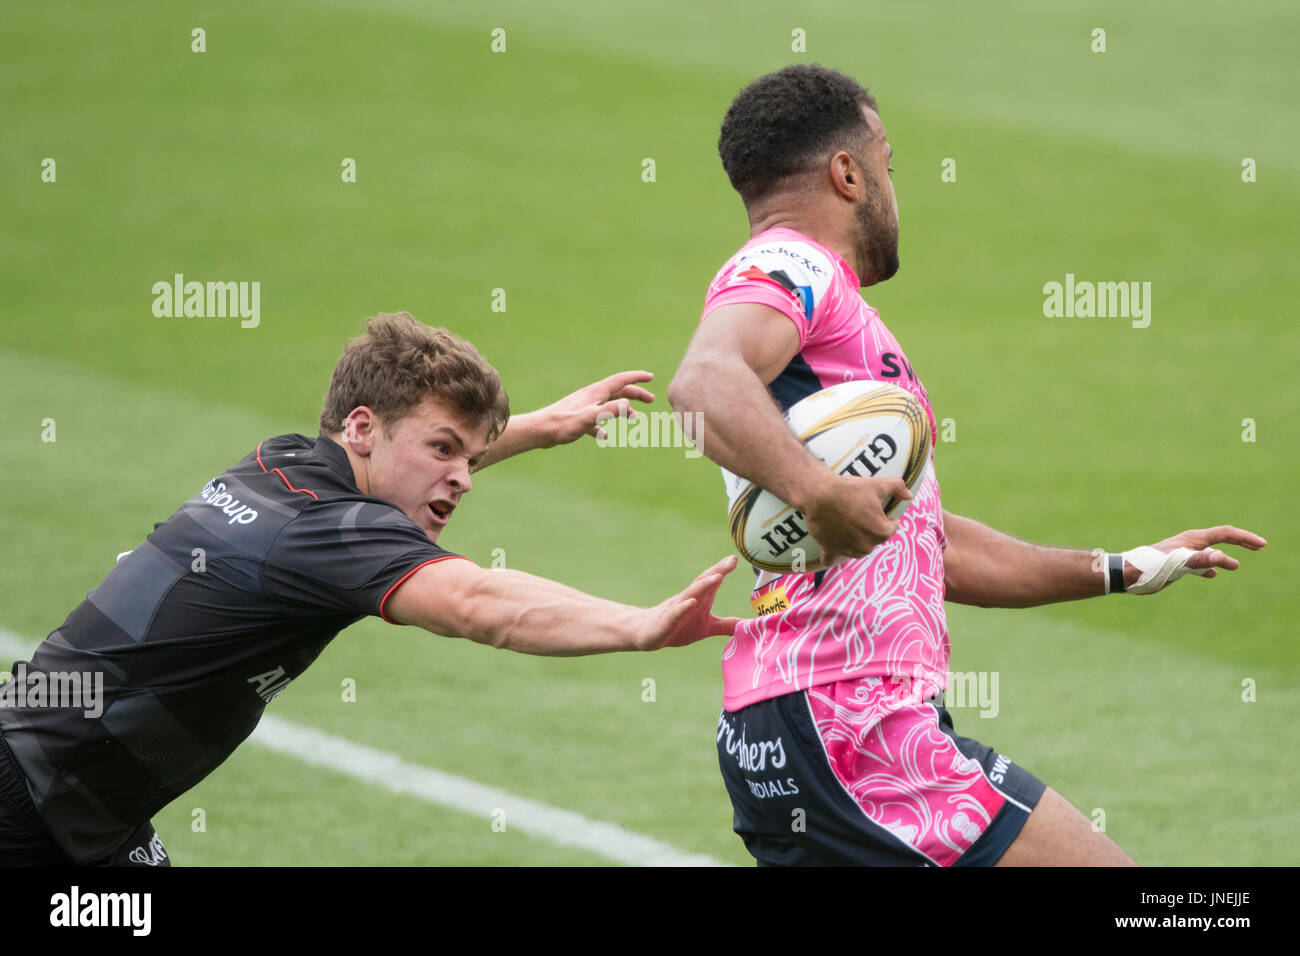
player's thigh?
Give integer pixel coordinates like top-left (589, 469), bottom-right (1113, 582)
top-left (995, 786), bottom-right (1136, 866)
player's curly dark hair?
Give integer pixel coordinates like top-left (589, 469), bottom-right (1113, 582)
top-left (718, 64), bottom-right (878, 206)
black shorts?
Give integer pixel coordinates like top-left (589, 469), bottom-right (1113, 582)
top-left (0, 732), bottom-right (169, 867)
top-left (717, 677), bottom-right (1046, 866)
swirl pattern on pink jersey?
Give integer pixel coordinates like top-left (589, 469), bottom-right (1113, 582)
top-left (807, 676), bottom-right (1006, 866)
top-left (720, 467), bottom-right (950, 710)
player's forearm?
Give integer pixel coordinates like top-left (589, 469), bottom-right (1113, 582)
top-left (942, 511), bottom-right (1134, 608)
top-left (476, 411), bottom-right (553, 470)
top-left (454, 568), bottom-right (649, 656)
top-left (668, 352), bottom-right (832, 511)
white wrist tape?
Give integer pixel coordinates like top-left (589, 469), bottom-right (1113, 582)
top-left (1122, 545), bottom-right (1211, 595)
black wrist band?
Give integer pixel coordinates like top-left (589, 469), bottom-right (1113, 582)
top-left (1108, 553), bottom-right (1127, 595)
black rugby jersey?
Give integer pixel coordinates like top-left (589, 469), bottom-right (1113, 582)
top-left (0, 433), bottom-right (459, 863)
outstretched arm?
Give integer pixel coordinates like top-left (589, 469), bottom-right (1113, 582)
top-left (475, 370), bottom-right (656, 469)
top-left (943, 511), bottom-right (1267, 608)
top-left (383, 555), bottom-right (743, 655)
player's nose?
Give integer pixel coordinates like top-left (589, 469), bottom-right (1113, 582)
top-left (448, 462), bottom-right (472, 495)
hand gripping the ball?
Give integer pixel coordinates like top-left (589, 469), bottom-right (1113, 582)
top-left (802, 473), bottom-right (913, 568)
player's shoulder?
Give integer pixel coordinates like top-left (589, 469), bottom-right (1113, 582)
top-left (716, 229), bottom-right (837, 288)
top-left (705, 229), bottom-right (840, 327)
top-left (736, 230), bottom-right (836, 281)
top-left (253, 436), bottom-right (432, 537)
top-left (234, 432), bottom-right (362, 501)
top-left (216, 431), bottom-right (421, 539)
top-left (708, 229), bottom-right (841, 314)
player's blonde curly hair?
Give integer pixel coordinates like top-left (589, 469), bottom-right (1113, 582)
top-left (319, 312), bottom-right (510, 440)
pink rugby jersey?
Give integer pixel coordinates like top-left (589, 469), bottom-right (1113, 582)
top-left (702, 227), bottom-right (949, 712)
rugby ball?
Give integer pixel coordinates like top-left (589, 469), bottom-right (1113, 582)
top-left (724, 380), bottom-right (932, 572)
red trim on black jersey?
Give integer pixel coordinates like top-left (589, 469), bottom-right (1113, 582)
top-left (256, 441), bottom-right (321, 500)
top-left (379, 555), bottom-right (473, 624)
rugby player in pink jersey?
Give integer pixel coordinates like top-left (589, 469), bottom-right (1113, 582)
top-left (668, 65), bottom-right (1267, 866)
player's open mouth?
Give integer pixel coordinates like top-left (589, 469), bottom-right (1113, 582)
top-left (428, 502), bottom-right (454, 525)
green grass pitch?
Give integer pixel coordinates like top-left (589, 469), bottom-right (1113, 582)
top-left (1, 0), bottom-right (1296, 865)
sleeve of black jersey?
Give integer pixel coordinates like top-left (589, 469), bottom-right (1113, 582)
top-left (261, 499), bottom-right (464, 619)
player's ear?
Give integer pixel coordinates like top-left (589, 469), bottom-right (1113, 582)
top-left (829, 151), bottom-right (860, 200)
top-left (344, 406), bottom-right (380, 455)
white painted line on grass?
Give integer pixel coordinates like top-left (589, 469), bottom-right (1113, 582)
top-left (0, 629), bottom-right (727, 866)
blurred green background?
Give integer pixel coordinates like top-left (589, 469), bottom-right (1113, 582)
top-left (1, 0), bottom-right (1295, 865)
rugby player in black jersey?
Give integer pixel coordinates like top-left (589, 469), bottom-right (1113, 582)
top-left (0, 312), bottom-right (740, 865)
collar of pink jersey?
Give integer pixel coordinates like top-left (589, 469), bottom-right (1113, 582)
top-left (749, 225), bottom-right (862, 291)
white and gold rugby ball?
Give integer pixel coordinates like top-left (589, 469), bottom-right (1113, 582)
top-left (725, 380), bottom-right (932, 572)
